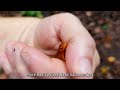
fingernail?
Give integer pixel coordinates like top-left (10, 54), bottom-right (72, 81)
top-left (79, 59), bottom-right (93, 79)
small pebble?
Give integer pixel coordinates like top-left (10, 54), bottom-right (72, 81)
top-left (86, 11), bottom-right (92, 17)
top-left (89, 22), bottom-right (95, 27)
top-left (104, 43), bottom-right (112, 49)
top-left (94, 27), bottom-right (102, 34)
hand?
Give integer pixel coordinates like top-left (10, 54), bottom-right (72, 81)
top-left (0, 13), bottom-right (100, 79)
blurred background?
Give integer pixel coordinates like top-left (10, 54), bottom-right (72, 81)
top-left (0, 11), bottom-right (120, 79)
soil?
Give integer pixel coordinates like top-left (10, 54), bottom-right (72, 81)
top-left (0, 11), bottom-right (120, 79)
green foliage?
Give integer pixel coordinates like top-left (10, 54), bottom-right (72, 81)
top-left (101, 24), bottom-right (108, 30)
top-left (20, 11), bottom-right (43, 18)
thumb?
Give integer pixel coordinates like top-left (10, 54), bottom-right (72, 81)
top-left (66, 36), bottom-right (96, 79)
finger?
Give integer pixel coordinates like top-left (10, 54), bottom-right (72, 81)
top-left (0, 51), bottom-right (18, 79)
top-left (5, 41), bottom-right (23, 79)
top-left (5, 41), bottom-right (17, 69)
top-left (0, 51), bottom-right (12, 76)
top-left (66, 36), bottom-right (96, 79)
top-left (20, 46), bottom-right (70, 79)
top-left (12, 42), bottom-right (34, 79)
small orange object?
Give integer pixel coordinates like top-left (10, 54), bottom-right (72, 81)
top-left (55, 42), bottom-right (67, 61)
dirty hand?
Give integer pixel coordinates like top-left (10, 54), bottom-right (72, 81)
top-left (0, 13), bottom-right (100, 79)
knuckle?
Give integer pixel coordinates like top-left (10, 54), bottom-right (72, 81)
top-left (20, 46), bottom-right (28, 55)
top-left (62, 13), bottom-right (76, 17)
top-left (60, 13), bottom-right (80, 21)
